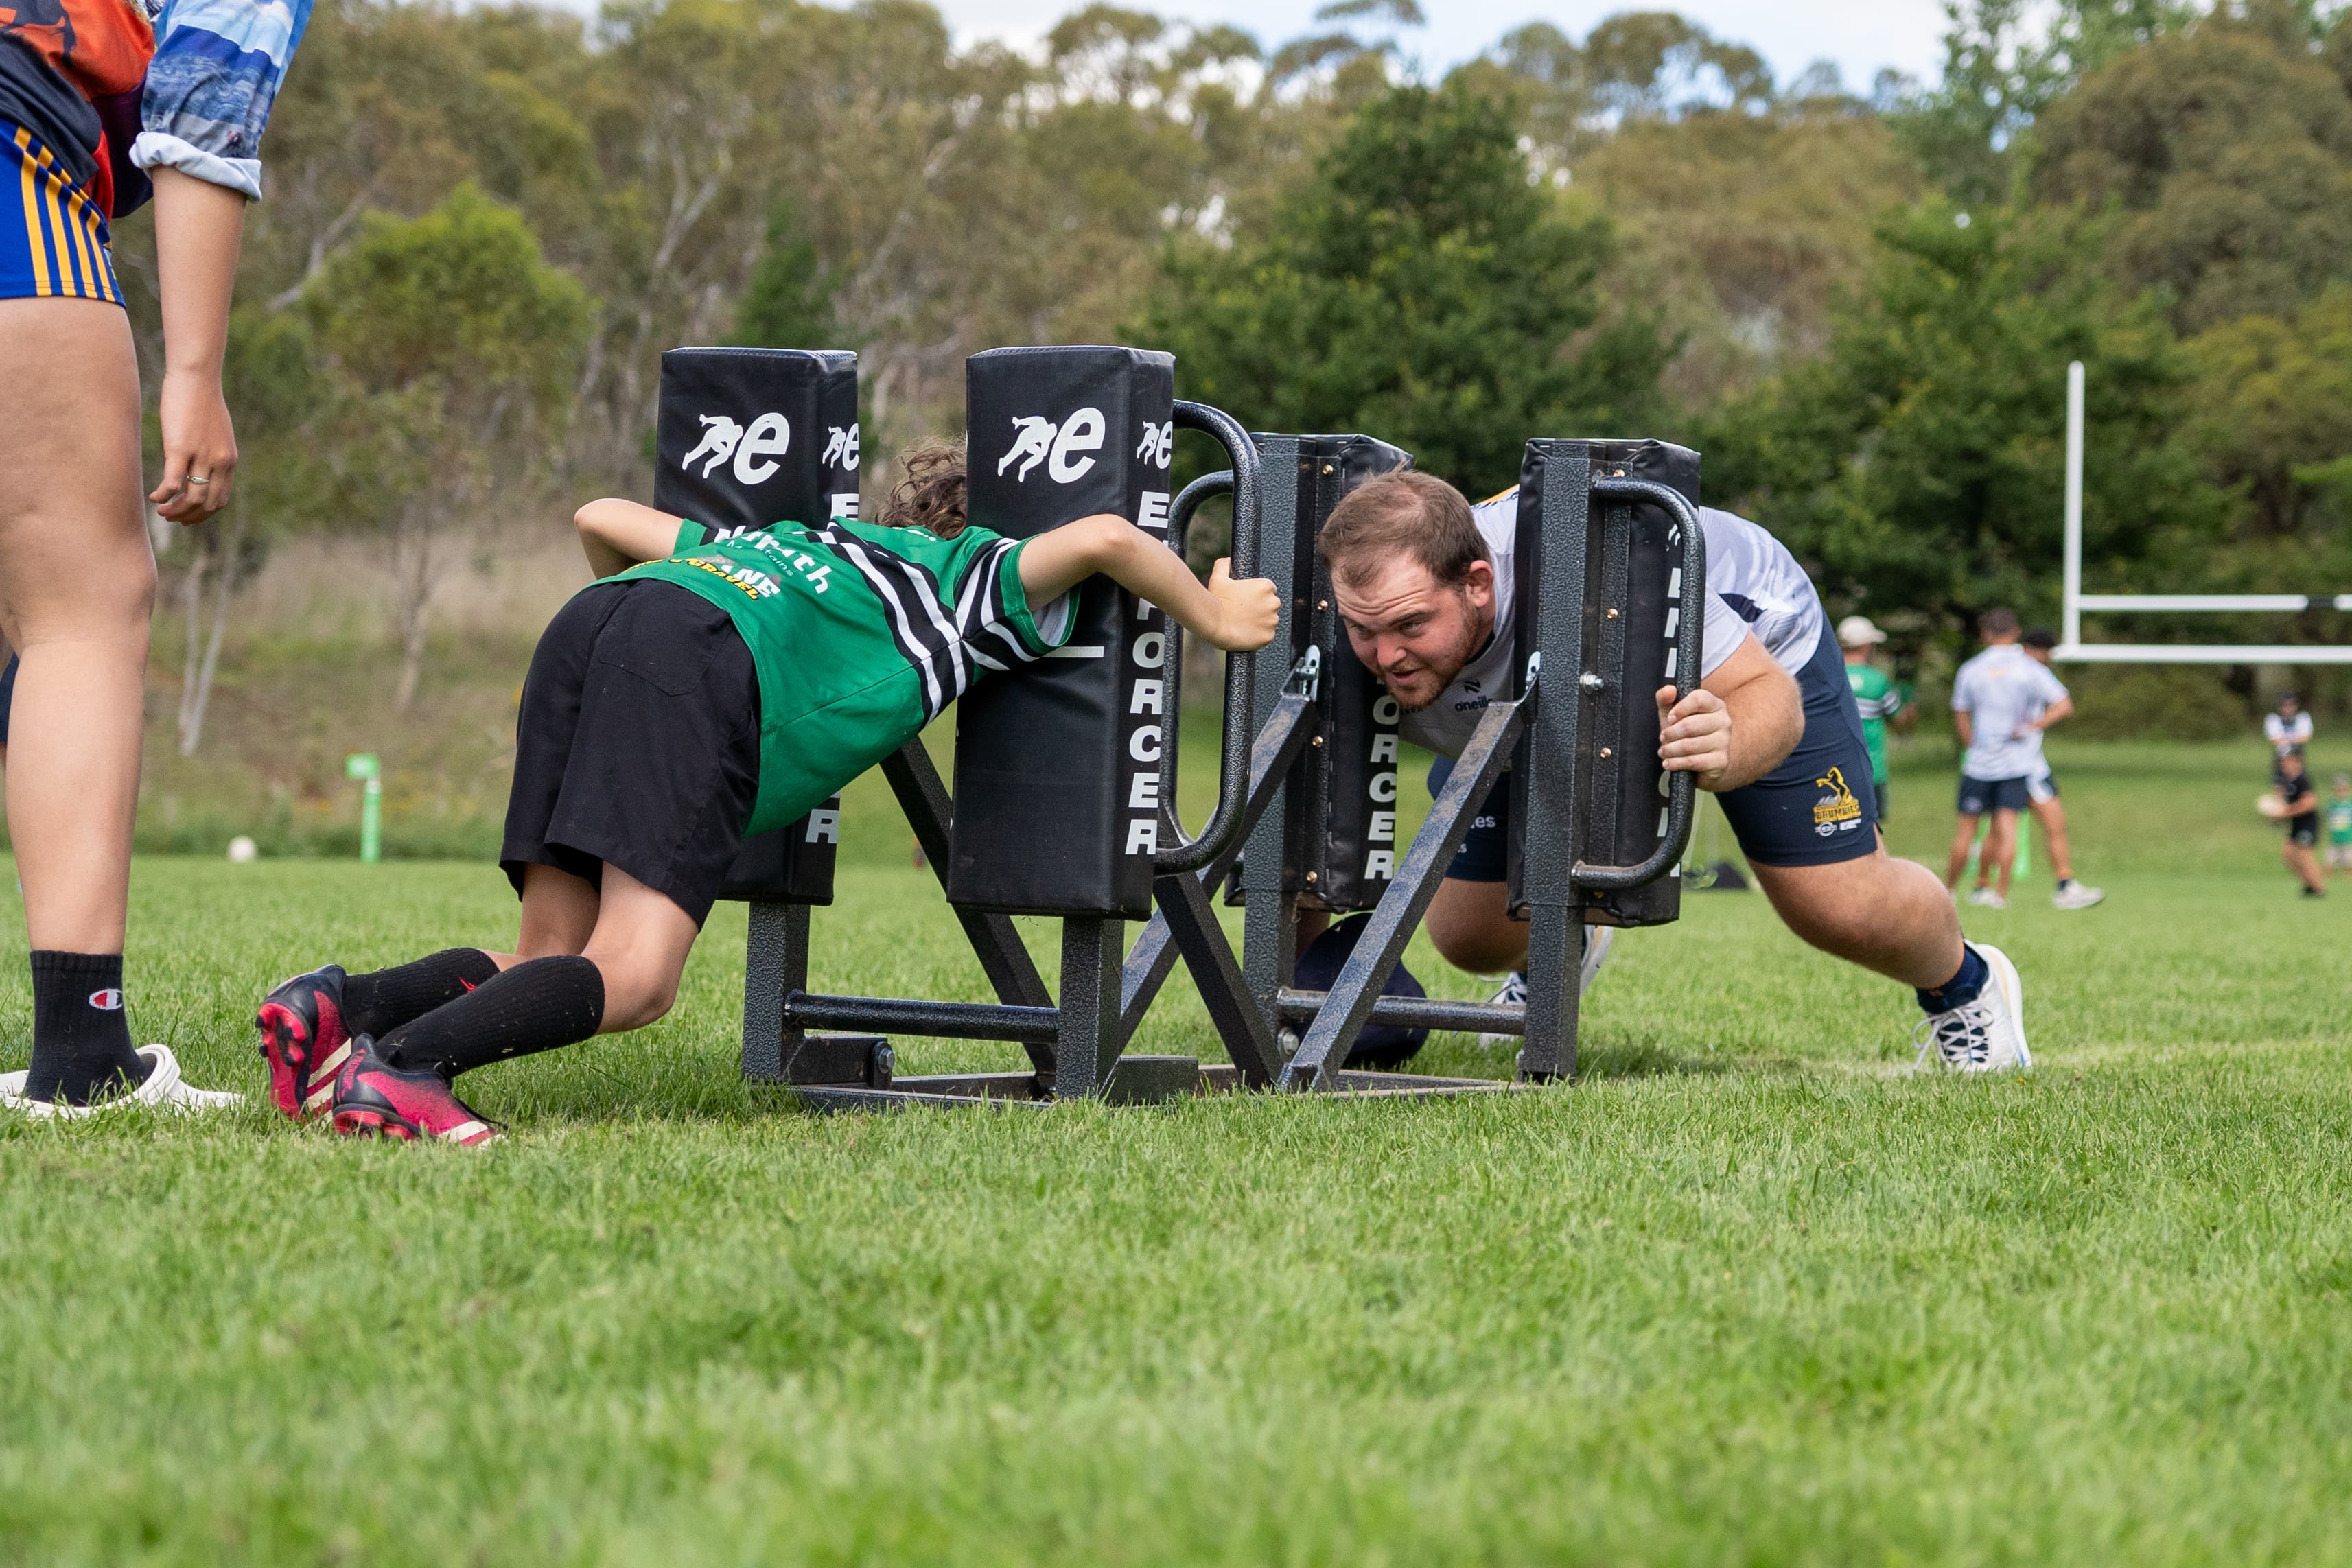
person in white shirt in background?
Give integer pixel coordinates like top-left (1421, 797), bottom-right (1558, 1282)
top-left (1945, 609), bottom-right (2103, 910)
top-left (2017, 629), bottom-right (2105, 909)
top-left (2265, 693), bottom-right (2312, 781)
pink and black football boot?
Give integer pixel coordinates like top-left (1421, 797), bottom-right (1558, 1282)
top-left (328, 1038), bottom-right (501, 1147)
top-left (256, 965), bottom-right (359, 1121)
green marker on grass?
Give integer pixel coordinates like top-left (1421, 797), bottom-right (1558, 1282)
top-left (345, 753), bottom-right (381, 865)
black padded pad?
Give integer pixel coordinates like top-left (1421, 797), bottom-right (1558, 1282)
top-left (946, 346), bottom-right (1176, 917)
top-left (652, 347), bottom-right (860, 904)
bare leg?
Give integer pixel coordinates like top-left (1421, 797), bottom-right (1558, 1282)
top-left (1423, 877), bottom-right (1530, 974)
top-left (579, 863), bottom-right (701, 1031)
top-left (1983, 810), bottom-right (2019, 897)
top-left (1749, 847), bottom-right (1965, 989)
top-left (470, 863), bottom-right (696, 1028)
top-left (2285, 841), bottom-right (2326, 895)
top-left (1944, 812), bottom-right (1982, 891)
top-left (0, 299), bottom-right (154, 954)
top-left (2029, 796), bottom-right (2075, 884)
top-left (513, 862), bottom-right (601, 959)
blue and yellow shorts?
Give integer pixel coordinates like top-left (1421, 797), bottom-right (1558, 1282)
top-left (2, 120), bottom-right (122, 305)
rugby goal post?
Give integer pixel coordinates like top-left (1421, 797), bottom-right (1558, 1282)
top-left (2056, 360), bottom-right (2352, 664)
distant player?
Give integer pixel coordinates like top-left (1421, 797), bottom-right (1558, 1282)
top-left (2265, 693), bottom-right (2312, 779)
top-left (1839, 615), bottom-right (1905, 822)
top-left (2327, 774), bottom-right (2352, 876)
top-left (2016, 629), bottom-right (2104, 909)
top-left (1945, 609), bottom-right (2093, 910)
top-left (253, 445), bottom-right (1281, 1143)
top-left (2277, 751), bottom-right (2326, 898)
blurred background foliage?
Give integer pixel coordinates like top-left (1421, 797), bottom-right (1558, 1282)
top-left (89, 0), bottom-right (2352, 849)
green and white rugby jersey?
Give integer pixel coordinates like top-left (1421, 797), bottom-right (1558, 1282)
top-left (619, 519), bottom-right (1073, 834)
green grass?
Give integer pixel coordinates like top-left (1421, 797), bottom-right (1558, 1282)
top-left (2, 736), bottom-right (2349, 1564)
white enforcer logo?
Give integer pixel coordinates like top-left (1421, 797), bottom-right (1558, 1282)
top-left (1135, 421), bottom-right (1174, 469)
top-left (999, 408), bottom-right (1106, 484)
top-left (681, 412), bottom-right (792, 485)
top-left (823, 423), bottom-right (860, 470)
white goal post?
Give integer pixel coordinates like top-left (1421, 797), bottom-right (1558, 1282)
top-left (2056, 360), bottom-right (2352, 664)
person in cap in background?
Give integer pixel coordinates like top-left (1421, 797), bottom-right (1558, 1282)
top-left (2018, 629), bottom-right (2104, 909)
top-left (2265, 693), bottom-right (2313, 782)
top-left (1839, 616), bottom-right (1907, 823)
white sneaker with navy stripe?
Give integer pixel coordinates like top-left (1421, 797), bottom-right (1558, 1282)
top-left (1478, 926), bottom-right (1616, 1048)
top-left (1913, 944), bottom-right (2029, 1074)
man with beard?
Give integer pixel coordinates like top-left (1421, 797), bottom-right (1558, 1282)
top-left (1316, 471), bottom-right (2029, 1073)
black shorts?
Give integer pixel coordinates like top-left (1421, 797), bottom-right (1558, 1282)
top-left (0, 652), bottom-right (16, 745)
top-left (1428, 624), bottom-right (1880, 880)
top-left (2288, 812), bottom-right (2319, 848)
top-left (502, 580), bottom-right (760, 927)
top-left (1874, 779), bottom-right (1890, 823)
top-left (1957, 775), bottom-right (2041, 815)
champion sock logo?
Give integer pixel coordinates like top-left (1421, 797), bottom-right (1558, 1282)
top-left (88, 988), bottom-right (124, 1011)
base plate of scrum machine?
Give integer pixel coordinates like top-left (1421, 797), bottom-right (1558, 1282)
top-left (783, 1040), bottom-right (1511, 1113)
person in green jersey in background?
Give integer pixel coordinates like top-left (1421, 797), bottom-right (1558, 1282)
top-left (251, 443), bottom-right (1281, 1145)
top-left (1838, 615), bottom-right (1907, 822)
top-left (2326, 773), bottom-right (2352, 878)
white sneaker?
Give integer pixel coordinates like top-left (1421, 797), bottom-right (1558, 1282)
top-left (1476, 928), bottom-right (1615, 1048)
top-left (0, 1044), bottom-right (243, 1119)
top-left (2051, 881), bottom-right (2106, 910)
top-left (1912, 944), bottom-right (2029, 1075)
top-left (1965, 887), bottom-right (2007, 909)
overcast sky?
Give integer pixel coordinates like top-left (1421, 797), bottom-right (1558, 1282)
top-left (921, 1), bottom-right (1955, 94)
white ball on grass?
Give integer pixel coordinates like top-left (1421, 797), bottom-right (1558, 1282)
top-left (226, 836), bottom-right (259, 863)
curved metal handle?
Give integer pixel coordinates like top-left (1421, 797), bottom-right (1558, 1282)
top-left (1572, 476), bottom-right (1709, 891)
top-left (1152, 403), bottom-right (1260, 874)
top-left (1155, 469), bottom-right (1234, 846)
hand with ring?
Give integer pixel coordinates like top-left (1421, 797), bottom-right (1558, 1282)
top-left (151, 366), bottom-right (237, 525)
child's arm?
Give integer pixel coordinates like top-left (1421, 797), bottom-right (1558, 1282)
top-left (1017, 515), bottom-right (1280, 653)
top-left (575, 498), bottom-right (688, 578)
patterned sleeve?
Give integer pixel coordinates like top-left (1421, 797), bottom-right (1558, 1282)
top-left (951, 534), bottom-right (1073, 667)
top-left (133, 0), bottom-right (316, 199)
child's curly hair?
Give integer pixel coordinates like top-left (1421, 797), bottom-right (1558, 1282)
top-left (878, 441), bottom-right (968, 538)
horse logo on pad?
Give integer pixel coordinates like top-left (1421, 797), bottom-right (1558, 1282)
top-left (999, 408), bottom-right (1106, 484)
top-left (1136, 421), bottom-right (1173, 469)
top-left (680, 412), bottom-right (791, 485)
top-left (683, 414), bottom-right (743, 478)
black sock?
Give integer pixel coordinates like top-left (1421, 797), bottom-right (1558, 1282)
top-left (342, 948), bottom-right (502, 1039)
top-left (377, 955), bottom-right (605, 1079)
top-left (24, 951), bottom-right (151, 1104)
top-left (1916, 945), bottom-right (1988, 1014)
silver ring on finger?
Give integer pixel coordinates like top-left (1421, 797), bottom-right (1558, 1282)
top-left (186, 474), bottom-right (210, 486)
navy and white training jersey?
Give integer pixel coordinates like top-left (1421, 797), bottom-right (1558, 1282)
top-left (1397, 490), bottom-right (1827, 760)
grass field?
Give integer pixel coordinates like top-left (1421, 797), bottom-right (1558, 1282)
top-left (3, 735), bottom-right (2349, 1564)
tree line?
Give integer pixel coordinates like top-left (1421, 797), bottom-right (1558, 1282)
top-left (107, 0), bottom-right (2352, 744)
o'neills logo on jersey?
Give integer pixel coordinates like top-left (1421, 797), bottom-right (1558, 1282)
top-left (681, 412), bottom-right (792, 485)
top-left (999, 408), bottom-right (1105, 484)
top-left (87, 988), bottom-right (124, 1011)
top-left (823, 423), bottom-right (860, 471)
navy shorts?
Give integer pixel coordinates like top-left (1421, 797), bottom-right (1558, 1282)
top-left (1957, 773), bottom-right (2055, 816)
top-left (1429, 625), bottom-right (1880, 880)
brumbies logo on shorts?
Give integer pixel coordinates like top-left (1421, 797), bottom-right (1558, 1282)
top-left (682, 412), bottom-right (792, 484)
top-left (1000, 409), bottom-right (1105, 484)
top-left (1813, 765), bottom-right (1863, 837)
